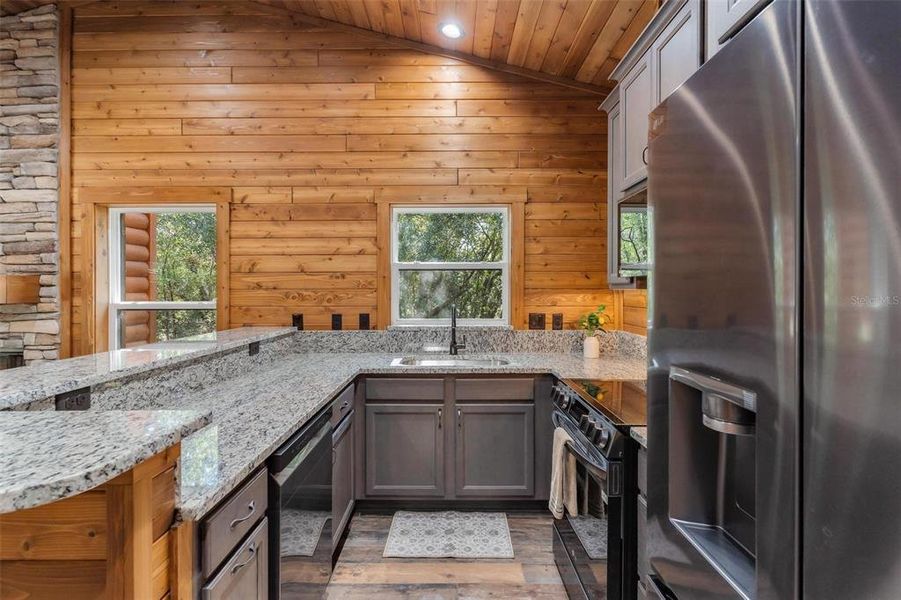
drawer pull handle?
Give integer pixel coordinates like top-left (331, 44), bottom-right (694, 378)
top-left (229, 500), bottom-right (255, 530)
top-left (230, 542), bottom-right (256, 575)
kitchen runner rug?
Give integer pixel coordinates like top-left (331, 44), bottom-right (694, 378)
top-left (281, 509), bottom-right (330, 557)
top-left (567, 514), bottom-right (608, 559)
top-left (383, 510), bottom-right (514, 559)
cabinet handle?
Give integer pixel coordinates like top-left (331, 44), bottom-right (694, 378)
top-left (457, 409), bottom-right (462, 428)
top-left (438, 408), bottom-right (442, 429)
top-left (230, 542), bottom-right (256, 575)
top-left (228, 500), bottom-right (255, 530)
top-left (642, 146), bottom-right (649, 165)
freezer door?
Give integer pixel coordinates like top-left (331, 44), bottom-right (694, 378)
top-left (803, 2), bottom-right (901, 599)
top-left (646, 1), bottom-right (799, 599)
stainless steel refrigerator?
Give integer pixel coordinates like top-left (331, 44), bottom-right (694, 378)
top-left (646, 1), bottom-right (901, 599)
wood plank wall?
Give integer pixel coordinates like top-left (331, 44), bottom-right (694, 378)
top-left (66, 1), bottom-right (647, 352)
top-left (622, 289), bottom-right (647, 336)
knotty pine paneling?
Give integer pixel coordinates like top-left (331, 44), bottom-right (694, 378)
top-left (622, 289), bottom-right (648, 336)
top-left (68, 3), bottom-right (633, 352)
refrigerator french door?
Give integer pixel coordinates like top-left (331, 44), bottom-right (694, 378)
top-left (647, 0), bottom-right (901, 598)
top-left (646, 1), bottom-right (799, 598)
top-left (802, 2), bottom-right (901, 599)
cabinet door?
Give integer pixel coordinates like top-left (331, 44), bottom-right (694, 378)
top-left (651, 0), bottom-right (701, 105)
top-left (454, 403), bottom-right (535, 497)
top-left (365, 404), bottom-right (444, 496)
top-left (620, 53), bottom-right (652, 190)
top-left (202, 518), bottom-right (268, 600)
top-left (332, 411), bottom-right (354, 545)
top-left (706, 0), bottom-right (769, 59)
top-left (606, 101), bottom-right (633, 285)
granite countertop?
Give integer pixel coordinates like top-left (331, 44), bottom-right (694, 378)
top-left (168, 351), bottom-right (647, 519)
top-left (0, 409), bottom-right (211, 513)
top-left (631, 426), bottom-right (648, 448)
top-left (0, 327), bottom-right (294, 411)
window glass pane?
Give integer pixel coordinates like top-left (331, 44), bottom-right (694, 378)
top-left (396, 212), bottom-right (504, 263)
top-left (398, 270), bottom-right (503, 320)
top-left (619, 208), bottom-right (649, 267)
top-left (117, 309), bottom-right (216, 347)
top-left (119, 211), bottom-right (216, 302)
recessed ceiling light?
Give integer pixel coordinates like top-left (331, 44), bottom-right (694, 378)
top-left (440, 22), bottom-right (464, 39)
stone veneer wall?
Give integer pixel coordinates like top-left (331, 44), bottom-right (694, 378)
top-left (0, 4), bottom-right (60, 364)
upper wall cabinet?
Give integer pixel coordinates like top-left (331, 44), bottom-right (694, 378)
top-left (608, 0), bottom-right (703, 195)
top-left (706, 0), bottom-right (771, 59)
top-left (621, 53), bottom-right (653, 190)
top-left (651, 1), bottom-right (702, 105)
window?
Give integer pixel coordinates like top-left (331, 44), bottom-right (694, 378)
top-left (391, 206), bottom-right (510, 326)
top-left (108, 206), bottom-right (217, 350)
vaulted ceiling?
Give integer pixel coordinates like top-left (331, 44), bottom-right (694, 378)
top-left (3, 0), bottom-right (658, 94)
top-left (258, 0), bottom-right (659, 93)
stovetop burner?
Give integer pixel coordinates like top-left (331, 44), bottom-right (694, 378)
top-left (563, 379), bottom-right (647, 428)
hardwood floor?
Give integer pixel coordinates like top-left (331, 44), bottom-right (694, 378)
top-left (326, 512), bottom-right (567, 599)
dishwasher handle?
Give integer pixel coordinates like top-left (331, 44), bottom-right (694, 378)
top-left (269, 405), bottom-right (332, 474)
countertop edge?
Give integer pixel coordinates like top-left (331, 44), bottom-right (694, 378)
top-left (0, 410), bottom-right (212, 514)
top-left (0, 328), bottom-right (296, 411)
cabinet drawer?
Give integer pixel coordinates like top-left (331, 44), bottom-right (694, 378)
top-left (201, 469), bottom-right (268, 578)
top-left (637, 445), bottom-right (647, 497)
top-left (366, 378), bottom-right (443, 400)
top-left (455, 378), bottom-right (534, 401)
top-left (202, 518), bottom-right (268, 600)
top-left (332, 383), bottom-right (354, 425)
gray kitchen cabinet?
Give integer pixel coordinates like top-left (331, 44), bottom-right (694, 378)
top-left (706, 0), bottom-right (769, 59)
top-left (365, 403), bottom-right (445, 497)
top-left (651, 0), bottom-right (701, 105)
top-left (201, 518), bottom-right (268, 600)
top-left (332, 409), bottom-right (354, 544)
top-left (601, 95), bottom-right (635, 287)
top-left (620, 51), bottom-right (652, 190)
top-left (609, 0), bottom-right (704, 193)
top-left (454, 403), bottom-right (535, 497)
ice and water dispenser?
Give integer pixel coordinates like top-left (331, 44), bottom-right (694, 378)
top-left (668, 366), bottom-right (758, 599)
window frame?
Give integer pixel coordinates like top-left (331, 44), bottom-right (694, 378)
top-left (390, 205), bottom-right (511, 327)
top-left (107, 205), bottom-right (217, 350)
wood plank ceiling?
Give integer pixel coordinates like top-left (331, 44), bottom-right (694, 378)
top-left (258, 0), bottom-right (658, 92)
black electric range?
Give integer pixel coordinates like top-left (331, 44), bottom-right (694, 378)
top-left (551, 379), bottom-right (647, 600)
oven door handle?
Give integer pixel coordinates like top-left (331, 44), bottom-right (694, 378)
top-left (553, 410), bottom-right (610, 475)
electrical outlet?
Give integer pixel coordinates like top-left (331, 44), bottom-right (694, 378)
top-left (528, 313), bottom-right (546, 330)
top-left (332, 314), bottom-right (343, 330)
top-left (359, 313), bottom-right (370, 330)
top-left (55, 387), bottom-right (90, 411)
top-left (552, 313), bottom-right (564, 330)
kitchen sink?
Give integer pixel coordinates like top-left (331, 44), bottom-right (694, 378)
top-left (391, 357), bottom-right (511, 367)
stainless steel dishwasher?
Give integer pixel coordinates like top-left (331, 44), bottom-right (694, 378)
top-left (268, 405), bottom-right (333, 599)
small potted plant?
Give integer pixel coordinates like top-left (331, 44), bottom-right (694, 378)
top-left (577, 305), bottom-right (612, 358)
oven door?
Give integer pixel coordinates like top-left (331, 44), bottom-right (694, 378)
top-left (553, 410), bottom-right (625, 600)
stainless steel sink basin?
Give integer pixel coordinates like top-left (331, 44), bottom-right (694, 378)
top-left (391, 357), bottom-right (511, 367)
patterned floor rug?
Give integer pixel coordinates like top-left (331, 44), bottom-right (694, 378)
top-left (281, 509), bottom-right (330, 557)
top-left (383, 511), bottom-right (514, 559)
top-left (567, 514), bottom-right (608, 559)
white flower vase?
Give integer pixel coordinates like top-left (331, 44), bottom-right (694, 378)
top-left (583, 335), bottom-right (600, 358)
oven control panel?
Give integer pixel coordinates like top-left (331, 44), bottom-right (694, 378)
top-left (552, 383), bottom-right (625, 459)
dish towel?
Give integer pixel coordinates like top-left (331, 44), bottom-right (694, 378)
top-left (549, 426), bottom-right (579, 519)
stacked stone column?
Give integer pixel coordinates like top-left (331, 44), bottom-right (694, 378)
top-left (0, 4), bottom-right (60, 363)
